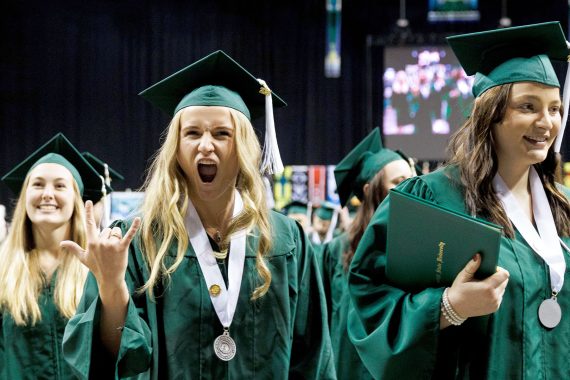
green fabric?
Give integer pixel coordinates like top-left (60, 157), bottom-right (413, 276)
top-left (63, 211), bottom-right (336, 379)
top-left (1, 273), bottom-right (76, 379)
top-left (82, 152), bottom-right (125, 182)
top-left (334, 128), bottom-right (402, 207)
top-left (447, 22), bottom-right (568, 97)
top-left (471, 55), bottom-right (559, 97)
top-left (315, 206), bottom-right (334, 221)
top-left (282, 201), bottom-right (309, 216)
top-left (138, 50), bottom-right (286, 120)
top-left (1, 132), bottom-right (108, 202)
top-left (347, 166), bottom-right (570, 379)
top-left (31, 153), bottom-right (84, 195)
top-left (355, 150), bottom-right (402, 194)
top-left (176, 85), bottom-right (250, 119)
top-left (318, 233), bottom-right (373, 379)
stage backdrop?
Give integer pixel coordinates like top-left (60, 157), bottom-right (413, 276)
top-left (1, 0), bottom-right (567, 207)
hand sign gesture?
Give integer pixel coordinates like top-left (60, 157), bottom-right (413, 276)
top-left (61, 200), bottom-right (141, 289)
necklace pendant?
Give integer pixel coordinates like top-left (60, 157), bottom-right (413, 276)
top-left (538, 295), bottom-right (562, 328)
top-left (214, 328), bottom-right (236, 361)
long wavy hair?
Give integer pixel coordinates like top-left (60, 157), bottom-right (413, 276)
top-left (0, 176), bottom-right (88, 326)
top-left (138, 108), bottom-right (273, 299)
top-left (447, 83), bottom-right (570, 238)
top-left (343, 168), bottom-right (391, 271)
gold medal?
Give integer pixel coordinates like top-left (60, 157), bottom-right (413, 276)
top-left (209, 284), bottom-right (221, 297)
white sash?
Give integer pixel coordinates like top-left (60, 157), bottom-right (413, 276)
top-left (493, 168), bottom-right (566, 293)
top-left (184, 190), bottom-right (247, 327)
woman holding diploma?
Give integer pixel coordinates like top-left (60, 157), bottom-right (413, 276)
top-left (61, 50), bottom-right (334, 379)
top-left (347, 22), bottom-right (570, 379)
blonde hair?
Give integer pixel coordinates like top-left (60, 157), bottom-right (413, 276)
top-left (139, 107), bottom-right (272, 299)
top-left (0, 175), bottom-right (88, 326)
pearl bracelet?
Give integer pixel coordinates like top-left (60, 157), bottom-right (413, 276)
top-left (441, 287), bottom-right (467, 326)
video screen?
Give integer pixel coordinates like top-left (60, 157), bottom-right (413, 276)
top-left (382, 46), bottom-right (474, 160)
top-left (428, 0), bottom-right (480, 22)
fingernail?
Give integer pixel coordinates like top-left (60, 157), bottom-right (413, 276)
top-left (472, 254), bottom-right (478, 262)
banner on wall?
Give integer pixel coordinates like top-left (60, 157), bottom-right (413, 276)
top-left (309, 165), bottom-right (327, 205)
top-left (273, 165), bottom-right (341, 210)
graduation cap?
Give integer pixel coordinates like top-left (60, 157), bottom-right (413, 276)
top-left (312, 201), bottom-right (340, 244)
top-left (447, 21), bottom-right (570, 151)
top-left (314, 202), bottom-right (336, 221)
top-left (139, 50), bottom-right (287, 174)
top-left (281, 200), bottom-right (310, 216)
top-left (334, 128), bottom-right (403, 207)
top-left (82, 152), bottom-right (124, 184)
top-left (82, 151), bottom-right (124, 203)
top-left (1, 133), bottom-right (107, 202)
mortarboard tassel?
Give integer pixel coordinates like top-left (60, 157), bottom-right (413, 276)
top-left (324, 207), bottom-right (340, 244)
top-left (258, 79), bottom-right (284, 175)
top-left (554, 42), bottom-right (570, 153)
top-left (99, 175), bottom-right (108, 230)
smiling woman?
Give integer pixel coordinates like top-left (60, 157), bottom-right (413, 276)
top-left (0, 133), bottom-right (108, 379)
top-left (347, 22), bottom-right (570, 379)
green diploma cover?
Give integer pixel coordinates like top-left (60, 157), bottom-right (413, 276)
top-left (386, 189), bottom-right (503, 290)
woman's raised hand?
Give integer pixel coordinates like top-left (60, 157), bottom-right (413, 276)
top-left (447, 253), bottom-right (510, 318)
top-left (61, 200), bottom-right (141, 288)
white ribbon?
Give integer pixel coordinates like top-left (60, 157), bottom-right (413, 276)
top-left (184, 190), bottom-right (247, 327)
top-left (493, 168), bottom-right (566, 293)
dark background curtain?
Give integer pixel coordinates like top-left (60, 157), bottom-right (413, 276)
top-left (1, 0), bottom-right (568, 206)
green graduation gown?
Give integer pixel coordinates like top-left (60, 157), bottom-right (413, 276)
top-left (1, 273), bottom-right (75, 380)
top-left (348, 166), bottom-right (570, 379)
top-left (63, 210), bottom-right (336, 379)
top-left (319, 233), bottom-right (373, 379)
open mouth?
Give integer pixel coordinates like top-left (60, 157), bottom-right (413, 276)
top-left (198, 163), bottom-right (217, 183)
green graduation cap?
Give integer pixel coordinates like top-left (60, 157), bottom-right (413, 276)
top-left (334, 128), bottom-right (403, 207)
top-left (314, 201), bottom-right (337, 221)
top-left (447, 21), bottom-right (568, 98)
top-left (281, 200), bottom-right (309, 216)
top-left (82, 151), bottom-right (124, 200)
top-left (2, 133), bottom-right (108, 202)
top-left (82, 152), bottom-right (124, 183)
top-left (139, 50), bottom-right (288, 174)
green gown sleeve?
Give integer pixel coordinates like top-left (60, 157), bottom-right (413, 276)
top-left (289, 221), bottom-right (336, 379)
top-left (317, 239), bottom-right (333, 327)
top-left (63, 219), bottom-right (153, 379)
top-left (0, 314), bottom-right (4, 379)
top-left (347, 177), bottom-right (446, 379)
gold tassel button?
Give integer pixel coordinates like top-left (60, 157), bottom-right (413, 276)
top-left (258, 79), bottom-right (272, 95)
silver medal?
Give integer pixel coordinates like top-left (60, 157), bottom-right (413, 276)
top-left (214, 329), bottom-right (236, 361)
top-left (538, 297), bottom-right (562, 328)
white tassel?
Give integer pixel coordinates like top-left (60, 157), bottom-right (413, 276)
top-left (258, 79), bottom-right (284, 175)
top-left (554, 45), bottom-right (570, 153)
top-left (323, 207), bottom-right (340, 244)
top-left (99, 175), bottom-right (109, 230)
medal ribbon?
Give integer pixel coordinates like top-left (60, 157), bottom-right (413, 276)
top-left (493, 168), bottom-right (566, 293)
top-left (184, 189), bottom-right (247, 328)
